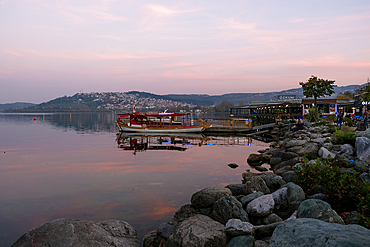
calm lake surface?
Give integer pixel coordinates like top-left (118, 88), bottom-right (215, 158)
top-left (0, 112), bottom-right (269, 246)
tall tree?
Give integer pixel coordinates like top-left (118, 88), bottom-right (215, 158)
top-left (299, 75), bottom-right (336, 121)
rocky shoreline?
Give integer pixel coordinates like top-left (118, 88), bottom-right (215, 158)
top-left (11, 122), bottom-right (370, 247)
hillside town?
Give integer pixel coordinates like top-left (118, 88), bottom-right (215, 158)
top-left (78, 92), bottom-right (195, 111)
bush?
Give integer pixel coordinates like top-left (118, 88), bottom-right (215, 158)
top-left (343, 117), bottom-right (353, 126)
top-left (332, 126), bottom-right (357, 146)
top-left (326, 124), bottom-right (337, 134)
top-left (294, 158), bottom-right (370, 228)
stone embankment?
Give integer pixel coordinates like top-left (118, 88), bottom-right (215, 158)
top-left (11, 122), bottom-right (370, 247)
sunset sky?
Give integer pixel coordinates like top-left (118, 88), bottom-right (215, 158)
top-left (1, 0), bottom-right (370, 103)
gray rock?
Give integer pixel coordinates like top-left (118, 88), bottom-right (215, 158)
top-left (318, 147), bottom-right (336, 159)
top-left (226, 235), bottom-right (254, 247)
top-left (254, 222), bottom-right (285, 239)
top-left (352, 160), bottom-right (369, 172)
top-left (240, 192), bottom-right (264, 208)
top-left (340, 144), bottom-right (355, 155)
top-left (244, 176), bottom-right (270, 194)
top-left (284, 140), bottom-right (307, 148)
top-left (359, 172), bottom-right (370, 184)
top-left (253, 213), bottom-right (283, 225)
top-left (274, 182), bottom-right (305, 219)
top-left (323, 142), bottom-right (333, 150)
top-left (273, 157), bottom-right (303, 173)
top-left (271, 187), bottom-right (288, 214)
top-left (225, 184), bottom-right (245, 196)
top-left (255, 166), bottom-right (268, 172)
top-left (270, 157), bottom-right (282, 165)
top-left (143, 230), bottom-right (165, 247)
top-left (270, 218), bottom-right (370, 247)
top-left (303, 121), bottom-right (312, 127)
top-left (255, 240), bottom-right (270, 247)
top-left (296, 143), bottom-right (319, 160)
top-left (359, 147), bottom-right (370, 164)
top-left (247, 153), bottom-right (263, 164)
top-left (363, 128), bottom-right (370, 139)
top-left (281, 152), bottom-right (299, 161)
top-left (258, 173), bottom-right (286, 192)
top-left (167, 215), bottom-right (227, 247)
top-left (297, 199), bottom-right (344, 224)
top-left (225, 219), bottom-right (255, 236)
top-left (312, 137), bottom-right (327, 144)
top-left (307, 193), bottom-right (329, 203)
top-left (158, 222), bottom-right (174, 239)
top-left (247, 194), bottom-right (275, 217)
top-left (211, 196), bottom-right (249, 224)
top-left (174, 204), bottom-right (200, 222)
top-left (275, 166), bottom-right (293, 176)
top-left (11, 219), bottom-right (140, 247)
top-left (191, 187), bottom-right (232, 209)
top-left (282, 171), bottom-right (296, 183)
top-left (356, 137), bottom-right (370, 157)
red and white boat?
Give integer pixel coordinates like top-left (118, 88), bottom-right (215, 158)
top-left (116, 112), bottom-right (211, 133)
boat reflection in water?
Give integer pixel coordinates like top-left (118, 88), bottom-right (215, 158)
top-left (116, 132), bottom-right (253, 155)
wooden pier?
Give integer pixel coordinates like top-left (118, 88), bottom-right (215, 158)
top-left (202, 118), bottom-right (276, 133)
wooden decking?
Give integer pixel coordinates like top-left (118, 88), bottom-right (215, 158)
top-left (204, 122), bottom-right (276, 133)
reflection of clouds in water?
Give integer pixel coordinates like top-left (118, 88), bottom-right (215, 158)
top-left (0, 113), bottom-right (271, 246)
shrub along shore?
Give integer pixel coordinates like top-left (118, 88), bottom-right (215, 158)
top-left (11, 121), bottom-right (370, 247)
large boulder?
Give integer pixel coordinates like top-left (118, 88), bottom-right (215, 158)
top-left (258, 173), bottom-right (286, 192)
top-left (272, 183), bottom-right (305, 219)
top-left (225, 184), bottom-right (245, 196)
top-left (11, 219), bottom-right (140, 247)
top-left (244, 176), bottom-right (270, 195)
top-left (283, 140), bottom-right (308, 149)
top-left (318, 147), bottom-right (336, 159)
top-left (356, 137), bottom-right (370, 157)
top-left (240, 192), bottom-right (264, 208)
top-left (254, 222), bottom-right (285, 239)
top-left (340, 144), bottom-right (355, 156)
top-left (211, 196), bottom-right (249, 224)
top-left (295, 143), bottom-right (319, 160)
top-left (167, 215), bottom-right (227, 247)
top-left (191, 187), bottom-right (232, 209)
top-left (247, 194), bottom-right (275, 217)
top-left (173, 204), bottom-right (200, 222)
top-left (297, 199), bottom-right (344, 224)
top-left (270, 218), bottom-right (370, 247)
top-left (273, 157), bottom-right (303, 174)
top-left (226, 236), bottom-right (254, 247)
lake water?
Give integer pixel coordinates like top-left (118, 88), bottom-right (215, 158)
top-left (0, 113), bottom-right (269, 246)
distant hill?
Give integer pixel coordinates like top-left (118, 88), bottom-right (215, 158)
top-left (0, 102), bottom-right (36, 112)
top-left (4, 84), bottom-right (363, 112)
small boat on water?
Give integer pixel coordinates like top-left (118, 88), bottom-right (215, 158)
top-left (116, 112), bottom-right (211, 133)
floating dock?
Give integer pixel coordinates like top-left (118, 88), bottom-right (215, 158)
top-left (203, 118), bottom-right (276, 134)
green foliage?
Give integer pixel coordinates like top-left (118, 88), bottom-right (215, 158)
top-left (344, 90), bottom-right (354, 99)
top-left (294, 158), bottom-right (370, 228)
top-left (342, 117), bottom-right (353, 127)
top-left (306, 107), bottom-right (317, 122)
top-left (326, 124), bottom-right (337, 134)
top-left (332, 126), bottom-right (357, 146)
top-left (214, 101), bottom-right (235, 112)
top-left (357, 184), bottom-right (370, 228)
top-left (299, 75), bottom-right (336, 121)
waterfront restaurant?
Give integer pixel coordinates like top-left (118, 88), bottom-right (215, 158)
top-left (302, 98), bottom-right (355, 119)
top-left (229, 101), bottom-right (302, 124)
top-left (230, 98), bottom-right (356, 123)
